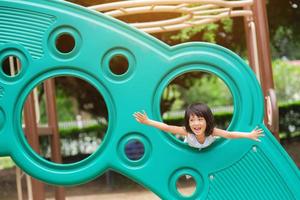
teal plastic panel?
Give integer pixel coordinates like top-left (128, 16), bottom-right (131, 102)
top-left (0, 0), bottom-right (299, 199)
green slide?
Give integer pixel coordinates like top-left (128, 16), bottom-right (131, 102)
top-left (0, 0), bottom-right (299, 199)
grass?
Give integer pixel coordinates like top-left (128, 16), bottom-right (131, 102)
top-left (0, 157), bottom-right (15, 170)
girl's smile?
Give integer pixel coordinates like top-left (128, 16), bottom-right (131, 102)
top-left (189, 114), bottom-right (207, 135)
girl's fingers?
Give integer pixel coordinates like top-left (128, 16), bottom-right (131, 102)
top-left (133, 113), bottom-right (142, 119)
top-left (133, 111), bottom-right (148, 123)
top-left (133, 114), bottom-right (141, 119)
top-left (254, 129), bottom-right (263, 134)
top-left (137, 112), bottom-right (145, 116)
top-left (135, 112), bottom-right (144, 118)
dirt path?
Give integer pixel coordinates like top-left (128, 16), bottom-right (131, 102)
top-left (45, 187), bottom-right (195, 200)
top-left (46, 190), bottom-right (160, 200)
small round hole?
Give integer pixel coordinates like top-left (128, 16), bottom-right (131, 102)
top-left (124, 139), bottom-right (145, 161)
top-left (1, 56), bottom-right (22, 77)
top-left (109, 54), bottom-right (129, 75)
top-left (55, 33), bottom-right (75, 53)
top-left (176, 175), bottom-right (197, 197)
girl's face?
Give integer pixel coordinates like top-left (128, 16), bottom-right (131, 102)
top-left (189, 114), bottom-right (207, 135)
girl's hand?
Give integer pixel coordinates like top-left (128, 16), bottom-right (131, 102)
top-left (249, 128), bottom-right (265, 142)
top-left (133, 111), bottom-right (149, 124)
top-left (133, 111), bottom-right (187, 136)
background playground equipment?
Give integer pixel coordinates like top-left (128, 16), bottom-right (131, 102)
top-left (90, 0), bottom-right (254, 33)
top-left (0, 0), bottom-right (299, 200)
top-left (89, 0), bottom-right (279, 137)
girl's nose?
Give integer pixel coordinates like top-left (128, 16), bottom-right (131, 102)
top-left (194, 120), bottom-right (200, 125)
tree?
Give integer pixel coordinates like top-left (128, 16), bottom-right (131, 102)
top-left (161, 72), bottom-right (233, 114)
top-left (266, 0), bottom-right (300, 59)
top-left (272, 60), bottom-right (300, 103)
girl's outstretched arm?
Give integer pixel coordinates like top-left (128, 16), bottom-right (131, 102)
top-left (212, 128), bottom-right (264, 142)
top-left (133, 111), bottom-right (188, 136)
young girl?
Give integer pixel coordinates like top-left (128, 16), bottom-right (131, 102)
top-left (134, 103), bottom-right (264, 149)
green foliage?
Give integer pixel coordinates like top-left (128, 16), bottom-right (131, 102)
top-left (272, 60), bottom-right (300, 103)
top-left (221, 18), bottom-right (233, 33)
top-left (183, 75), bottom-right (232, 107)
top-left (270, 27), bottom-right (300, 59)
top-left (278, 101), bottom-right (300, 139)
top-left (59, 124), bottom-right (107, 139)
top-left (0, 157), bottom-right (15, 169)
top-left (170, 18), bottom-right (233, 43)
top-left (267, 1), bottom-right (300, 59)
top-left (163, 73), bottom-right (233, 112)
top-left (38, 85), bottom-right (77, 123)
top-left (55, 88), bottom-right (77, 121)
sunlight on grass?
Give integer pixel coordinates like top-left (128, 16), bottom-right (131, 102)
top-left (279, 132), bottom-right (300, 140)
top-left (0, 157), bottom-right (15, 170)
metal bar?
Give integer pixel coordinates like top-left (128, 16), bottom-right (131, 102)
top-left (141, 10), bottom-right (252, 33)
top-left (243, 5), bottom-right (255, 71)
top-left (26, 173), bottom-right (33, 200)
top-left (90, 0), bottom-right (253, 11)
top-left (16, 167), bottom-right (23, 200)
top-left (104, 5), bottom-right (190, 17)
top-left (249, 21), bottom-right (261, 83)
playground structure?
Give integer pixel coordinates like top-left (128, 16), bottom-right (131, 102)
top-left (0, 0), bottom-right (299, 200)
top-left (89, 0), bottom-right (279, 137)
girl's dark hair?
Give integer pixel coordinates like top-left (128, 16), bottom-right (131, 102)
top-left (184, 103), bottom-right (215, 136)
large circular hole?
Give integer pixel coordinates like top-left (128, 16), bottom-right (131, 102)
top-left (22, 76), bottom-right (108, 164)
top-left (1, 55), bottom-right (22, 77)
top-left (161, 71), bottom-right (233, 143)
top-left (124, 139), bottom-right (145, 161)
top-left (176, 174), bottom-right (197, 197)
top-left (55, 33), bottom-right (75, 53)
top-left (109, 54), bottom-right (129, 75)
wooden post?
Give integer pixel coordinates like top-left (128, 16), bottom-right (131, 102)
top-left (44, 79), bottom-right (65, 200)
top-left (23, 93), bottom-right (45, 200)
top-left (250, 0), bottom-right (279, 139)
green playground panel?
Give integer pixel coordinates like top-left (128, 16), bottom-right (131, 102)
top-left (0, 0), bottom-right (299, 199)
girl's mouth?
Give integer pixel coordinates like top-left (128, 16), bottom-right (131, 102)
top-left (193, 127), bottom-right (201, 132)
